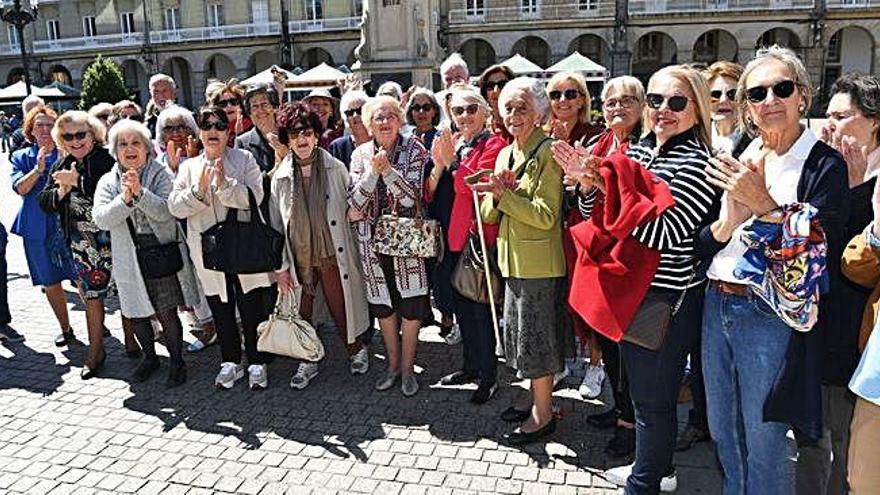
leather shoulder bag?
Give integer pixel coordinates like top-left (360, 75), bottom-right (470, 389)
top-left (622, 269), bottom-right (696, 351)
top-left (125, 217), bottom-right (183, 280)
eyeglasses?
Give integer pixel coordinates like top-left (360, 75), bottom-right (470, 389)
top-left (549, 89), bottom-right (583, 101)
top-left (198, 120), bottom-right (229, 131)
top-left (164, 124), bottom-right (189, 134)
top-left (646, 93), bottom-right (690, 112)
top-left (450, 103), bottom-right (479, 116)
top-left (411, 103), bottom-right (435, 114)
top-left (343, 107), bottom-right (363, 118)
top-left (710, 89), bottom-right (737, 101)
top-left (372, 113), bottom-right (399, 123)
top-left (485, 80), bottom-right (508, 92)
top-left (288, 128), bottom-right (315, 139)
top-left (602, 96), bottom-right (638, 110)
top-left (745, 80), bottom-right (796, 104)
top-left (61, 131), bottom-right (89, 142)
top-left (216, 98), bottom-right (241, 108)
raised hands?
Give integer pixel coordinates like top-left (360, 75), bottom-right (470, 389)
top-left (36, 145), bottom-right (51, 173)
top-left (166, 140), bottom-right (185, 173)
top-left (212, 155), bottom-right (226, 188)
top-left (371, 150), bottom-right (392, 177)
top-left (431, 128), bottom-right (456, 170)
top-left (551, 140), bottom-right (604, 193)
top-left (121, 168), bottom-right (142, 204)
top-left (821, 124), bottom-right (870, 187)
top-left (705, 152), bottom-right (776, 216)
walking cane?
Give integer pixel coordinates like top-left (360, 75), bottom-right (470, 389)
top-left (466, 171), bottom-right (502, 353)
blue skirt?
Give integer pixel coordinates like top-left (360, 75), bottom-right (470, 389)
top-left (23, 238), bottom-right (72, 287)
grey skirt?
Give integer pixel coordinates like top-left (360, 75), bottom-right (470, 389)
top-left (503, 276), bottom-right (572, 379)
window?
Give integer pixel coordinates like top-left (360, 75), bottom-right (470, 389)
top-left (82, 16), bottom-right (97, 37)
top-left (120, 12), bottom-right (136, 35)
top-left (207, 4), bottom-right (225, 27)
top-left (826, 31), bottom-right (842, 64)
top-left (578, 0), bottom-right (597, 10)
top-left (353, 0), bottom-right (363, 17)
top-left (466, 0), bottom-right (485, 16)
top-left (252, 0), bottom-right (269, 24)
top-left (304, 0), bottom-right (323, 20)
top-left (638, 33), bottom-right (662, 61)
top-left (521, 0), bottom-right (539, 14)
top-left (46, 19), bottom-right (60, 41)
top-left (7, 25), bottom-right (19, 46)
top-left (164, 7), bottom-right (180, 31)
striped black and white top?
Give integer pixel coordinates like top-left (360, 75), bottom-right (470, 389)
top-left (578, 128), bottom-right (720, 290)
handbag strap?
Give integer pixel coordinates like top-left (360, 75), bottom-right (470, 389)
top-left (507, 137), bottom-right (552, 182)
top-left (671, 266), bottom-right (697, 317)
top-left (125, 217), bottom-right (142, 249)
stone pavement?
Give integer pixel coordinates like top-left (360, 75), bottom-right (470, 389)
top-left (0, 152), bottom-right (722, 494)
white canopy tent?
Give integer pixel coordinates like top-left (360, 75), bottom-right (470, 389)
top-left (288, 63), bottom-right (346, 88)
top-left (0, 80), bottom-right (70, 99)
top-left (545, 52), bottom-right (607, 82)
top-left (498, 54), bottom-right (545, 77)
top-left (239, 66), bottom-right (296, 87)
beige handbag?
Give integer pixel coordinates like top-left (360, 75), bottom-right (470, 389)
top-left (257, 293), bottom-right (325, 362)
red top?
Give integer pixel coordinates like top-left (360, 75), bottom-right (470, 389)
top-left (448, 134), bottom-right (507, 252)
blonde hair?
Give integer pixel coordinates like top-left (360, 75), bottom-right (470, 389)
top-left (546, 71), bottom-right (592, 123)
top-left (703, 60), bottom-right (744, 86)
top-left (737, 45), bottom-right (812, 137)
top-left (645, 65), bottom-right (713, 146)
top-left (52, 110), bottom-right (107, 148)
top-left (362, 95), bottom-right (405, 131)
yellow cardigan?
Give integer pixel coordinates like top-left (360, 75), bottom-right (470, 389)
top-left (841, 226), bottom-right (880, 352)
top-left (480, 128), bottom-right (565, 279)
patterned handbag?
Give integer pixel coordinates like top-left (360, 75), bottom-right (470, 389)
top-left (373, 202), bottom-right (442, 258)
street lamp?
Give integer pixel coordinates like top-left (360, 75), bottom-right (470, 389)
top-left (0, 0), bottom-right (38, 95)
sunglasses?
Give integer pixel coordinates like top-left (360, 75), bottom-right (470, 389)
top-left (199, 120), bottom-right (229, 131)
top-left (450, 103), bottom-right (479, 117)
top-left (549, 89), bottom-right (583, 101)
top-left (710, 89), bottom-right (737, 101)
top-left (164, 124), bottom-right (189, 134)
top-left (289, 128), bottom-right (315, 139)
top-left (411, 103), bottom-right (435, 114)
top-left (216, 98), bottom-right (241, 108)
top-left (123, 114), bottom-right (144, 122)
top-left (485, 80), bottom-right (508, 92)
top-left (745, 80), bottom-right (796, 104)
top-left (62, 131), bottom-right (89, 142)
top-left (343, 107), bottom-right (363, 118)
top-left (646, 93), bottom-right (690, 112)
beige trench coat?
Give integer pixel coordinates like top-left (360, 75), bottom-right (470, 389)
top-left (269, 149), bottom-right (370, 343)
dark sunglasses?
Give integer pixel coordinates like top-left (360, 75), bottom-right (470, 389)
top-left (199, 120), bottom-right (229, 131)
top-left (343, 107), bottom-right (362, 118)
top-left (163, 124), bottom-right (189, 134)
top-left (745, 80), bottom-right (796, 104)
top-left (289, 128), bottom-right (315, 139)
top-left (216, 98), bottom-right (241, 108)
top-left (450, 103), bottom-right (479, 117)
top-left (62, 131), bottom-right (89, 142)
top-left (411, 103), bottom-right (435, 114)
top-left (548, 89), bottom-right (583, 101)
top-left (124, 114), bottom-right (144, 122)
top-left (646, 93), bottom-right (690, 112)
top-left (710, 89), bottom-right (737, 101)
top-left (485, 80), bottom-right (508, 92)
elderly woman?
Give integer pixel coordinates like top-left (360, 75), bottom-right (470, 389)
top-left (703, 61), bottom-right (749, 156)
top-left (156, 105), bottom-right (199, 175)
top-left (349, 95), bottom-right (432, 396)
top-left (328, 90), bottom-right (370, 169)
top-left (552, 75), bottom-right (646, 457)
top-left (93, 120), bottom-right (200, 386)
top-left (478, 64), bottom-right (514, 141)
top-left (10, 105), bottom-right (74, 346)
top-left (430, 85), bottom-right (507, 403)
top-left (304, 88), bottom-right (342, 149)
top-left (701, 47), bottom-right (848, 494)
top-left (88, 103), bottom-right (113, 129)
top-left (567, 65), bottom-right (717, 492)
top-left (108, 100), bottom-right (144, 128)
top-left (269, 102), bottom-right (370, 389)
top-left (38, 111), bottom-right (116, 379)
top-left (168, 106), bottom-right (276, 390)
top-left (207, 79), bottom-right (251, 147)
top-left (545, 71), bottom-right (602, 145)
top-left (475, 77), bottom-right (566, 443)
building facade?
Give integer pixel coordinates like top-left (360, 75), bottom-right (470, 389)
top-left (0, 0), bottom-right (877, 110)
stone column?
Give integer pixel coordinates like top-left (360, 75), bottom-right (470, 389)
top-left (610, 0), bottom-right (631, 77)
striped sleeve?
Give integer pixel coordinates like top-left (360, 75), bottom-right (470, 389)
top-left (577, 187), bottom-right (599, 220)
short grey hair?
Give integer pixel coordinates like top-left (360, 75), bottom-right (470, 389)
top-left (440, 53), bottom-right (469, 78)
top-left (155, 105), bottom-right (197, 145)
top-left (601, 75), bottom-right (645, 106)
top-left (497, 77), bottom-right (549, 123)
top-left (149, 73), bottom-right (175, 91)
top-left (362, 95), bottom-right (405, 130)
top-left (376, 81), bottom-right (403, 100)
top-left (448, 85), bottom-right (491, 116)
top-left (22, 94), bottom-right (44, 113)
top-left (737, 45), bottom-right (813, 136)
top-left (340, 90), bottom-right (369, 113)
top-left (107, 119), bottom-right (156, 163)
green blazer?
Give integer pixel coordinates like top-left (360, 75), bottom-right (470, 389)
top-left (480, 127), bottom-right (565, 279)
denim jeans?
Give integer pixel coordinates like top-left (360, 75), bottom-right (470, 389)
top-left (702, 284), bottom-right (795, 495)
top-left (620, 288), bottom-right (702, 494)
top-left (0, 222), bottom-right (10, 326)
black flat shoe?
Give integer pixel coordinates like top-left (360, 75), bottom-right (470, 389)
top-left (500, 406), bottom-right (531, 423)
top-left (439, 370), bottom-right (478, 386)
top-left (503, 418), bottom-right (557, 446)
top-left (166, 364), bottom-right (187, 388)
top-left (55, 329), bottom-right (75, 347)
top-left (81, 353), bottom-right (106, 380)
top-left (470, 381), bottom-right (498, 404)
top-left (131, 358), bottom-right (160, 383)
top-left (587, 409), bottom-right (619, 429)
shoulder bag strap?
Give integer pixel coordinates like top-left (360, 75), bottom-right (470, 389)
top-left (510, 137), bottom-right (552, 182)
top-left (125, 217), bottom-right (141, 248)
top-left (671, 266), bottom-right (697, 317)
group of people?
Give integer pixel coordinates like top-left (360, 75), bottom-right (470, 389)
top-left (1, 46), bottom-right (880, 494)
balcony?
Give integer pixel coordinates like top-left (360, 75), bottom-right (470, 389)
top-left (448, 1), bottom-right (614, 25)
top-left (149, 22), bottom-right (280, 44)
top-left (628, 0), bottom-right (814, 14)
top-left (32, 32), bottom-right (143, 54)
top-left (289, 16), bottom-right (361, 33)
top-left (827, 0), bottom-right (880, 7)
top-left (0, 42), bottom-right (18, 55)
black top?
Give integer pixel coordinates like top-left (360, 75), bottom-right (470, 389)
top-left (328, 135), bottom-right (357, 170)
top-left (234, 128), bottom-right (274, 219)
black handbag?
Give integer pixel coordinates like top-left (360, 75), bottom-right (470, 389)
top-left (125, 217), bottom-right (183, 280)
top-left (452, 232), bottom-right (502, 305)
top-left (201, 187), bottom-right (284, 274)
top-left (622, 270), bottom-right (695, 351)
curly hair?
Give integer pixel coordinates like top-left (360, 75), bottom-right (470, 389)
top-left (276, 101), bottom-right (323, 145)
top-left (23, 104), bottom-right (58, 142)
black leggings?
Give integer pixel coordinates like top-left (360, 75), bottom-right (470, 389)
top-left (206, 275), bottom-right (276, 365)
top-left (598, 332), bottom-right (634, 424)
top-left (130, 307), bottom-right (184, 367)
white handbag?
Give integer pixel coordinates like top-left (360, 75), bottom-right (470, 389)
top-left (256, 293), bottom-right (325, 362)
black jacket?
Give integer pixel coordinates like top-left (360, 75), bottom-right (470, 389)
top-left (234, 127), bottom-right (274, 218)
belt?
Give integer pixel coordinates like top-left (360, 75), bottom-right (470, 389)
top-left (709, 279), bottom-right (749, 297)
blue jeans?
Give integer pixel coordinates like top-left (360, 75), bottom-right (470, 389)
top-left (702, 284), bottom-right (795, 495)
top-left (621, 288), bottom-right (702, 494)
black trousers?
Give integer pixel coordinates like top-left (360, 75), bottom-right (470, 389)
top-left (451, 253), bottom-right (498, 384)
top-left (205, 274), bottom-right (276, 365)
top-left (597, 332), bottom-right (634, 424)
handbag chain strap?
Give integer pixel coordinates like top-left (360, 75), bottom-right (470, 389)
top-left (671, 266), bottom-right (697, 317)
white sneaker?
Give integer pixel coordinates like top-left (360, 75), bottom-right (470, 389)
top-left (248, 364), bottom-right (268, 390)
top-left (215, 362), bottom-right (244, 389)
top-left (579, 364), bottom-right (606, 400)
top-left (289, 362), bottom-right (319, 389)
top-left (604, 463), bottom-right (677, 492)
top-left (444, 324), bottom-right (462, 345)
top-left (349, 348), bottom-right (369, 375)
top-left (553, 364), bottom-right (570, 388)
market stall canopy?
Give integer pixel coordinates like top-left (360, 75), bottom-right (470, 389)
top-left (0, 80), bottom-right (80, 101)
top-left (288, 63), bottom-right (346, 88)
top-left (239, 66), bottom-right (296, 87)
top-left (498, 54), bottom-right (545, 76)
top-left (545, 52), bottom-right (607, 82)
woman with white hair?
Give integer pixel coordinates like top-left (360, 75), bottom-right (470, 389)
top-left (476, 77), bottom-right (567, 443)
top-left (328, 90), bottom-right (370, 169)
top-left (155, 105), bottom-right (199, 175)
top-left (93, 120), bottom-right (200, 387)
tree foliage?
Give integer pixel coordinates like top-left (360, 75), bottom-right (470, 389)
top-left (78, 55), bottom-right (130, 110)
